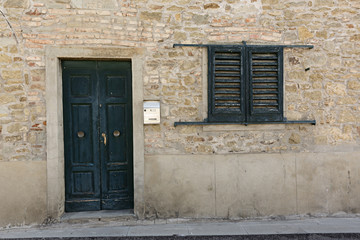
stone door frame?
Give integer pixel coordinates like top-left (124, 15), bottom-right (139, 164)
top-left (45, 46), bottom-right (145, 219)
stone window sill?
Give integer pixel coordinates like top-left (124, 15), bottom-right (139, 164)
top-left (174, 120), bottom-right (316, 132)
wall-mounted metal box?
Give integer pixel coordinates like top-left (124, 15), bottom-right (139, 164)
top-left (143, 101), bottom-right (160, 124)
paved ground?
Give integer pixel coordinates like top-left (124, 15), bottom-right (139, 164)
top-left (1, 213), bottom-right (360, 239)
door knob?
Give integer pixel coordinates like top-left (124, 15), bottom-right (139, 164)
top-left (101, 133), bottom-right (107, 146)
top-left (77, 131), bottom-right (85, 138)
top-left (113, 130), bottom-right (121, 137)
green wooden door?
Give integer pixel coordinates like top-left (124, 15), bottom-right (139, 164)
top-left (62, 60), bottom-right (133, 212)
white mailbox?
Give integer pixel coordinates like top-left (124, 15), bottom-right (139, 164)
top-left (143, 101), bottom-right (160, 124)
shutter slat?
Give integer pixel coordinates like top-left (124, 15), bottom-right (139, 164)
top-left (252, 68), bottom-right (278, 72)
top-left (215, 90), bottom-right (241, 94)
top-left (252, 85), bottom-right (278, 89)
top-left (215, 79), bottom-right (241, 83)
top-left (215, 103), bottom-right (241, 107)
top-left (253, 102), bottom-right (279, 106)
top-left (253, 96), bottom-right (278, 100)
top-left (215, 62), bottom-right (241, 66)
top-left (252, 79), bottom-right (278, 83)
top-left (252, 62), bottom-right (278, 66)
top-left (252, 56), bottom-right (278, 60)
top-left (215, 96), bottom-right (241, 100)
top-left (215, 55), bottom-right (240, 60)
top-left (215, 73), bottom-right (241, 77)
top-left (252, 90), bottom-right (278, 94)
top-left (215, 85), bottom-right (241, 88)
top-left (252, 73), bottom-right (278, 77)
top-left (215, 67), bottom-right (241, 71)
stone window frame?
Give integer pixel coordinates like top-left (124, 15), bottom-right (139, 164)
top-left (45, 46), bottom-right (145, 220)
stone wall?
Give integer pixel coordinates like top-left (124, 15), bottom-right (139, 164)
top-left (0, 0), bottom-right (359, 159)
top-left (0, 0), bottom-right (359, 226)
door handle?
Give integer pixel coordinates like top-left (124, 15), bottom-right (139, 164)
top-left (101, 133), bottom-right (107, 146)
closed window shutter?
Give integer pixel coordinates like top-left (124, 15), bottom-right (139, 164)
top-left (247, 47), bottom-right (283, 122)
top-left (208, 46), bottom-right (245, 122)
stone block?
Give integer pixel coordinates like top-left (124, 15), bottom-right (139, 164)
top-left (350, 34), bottom-right (360, 42)
top-left (167, 6), bottom-right (184, 11)
top-left (6, 123), bottom-right (28, 134)
top-left (304, 91), bottom-right (322, 101)
top-left (1, 70), bottom-right (22, 80)
top-left (140, 12), bottom-right (162, 21)
top-left (338, 110), bottom-right (356, 123)
top-left (325, 82), bottom-right (346, 96)
top-left (183, 76), bottom-right (195, 85)
top-left (204, 3), bottom-right (220, 9)
top-left (0, 54), bottom-right (12, 63)
top-left (289, 133), bottom-right (301, 144)
top-left (0, 94), bottom-right (16, 104)
top-left (348, 80), bottom-right (360, 90)
top-left (298, 26), bottom-right (314, 40)
top-left (192, 14), bottom-right (208, 24)
top-left (285, 84), bottom-right (298, 92)
top-left (4, 0), bottom-right (29, 8)
top-left (4, 85), bottom-right (24, 92)
top-left (314, 0), bottom-right (334, 7)
top-left (174, 32), bottom-right (187, 41)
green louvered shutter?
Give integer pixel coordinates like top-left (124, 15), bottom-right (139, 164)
top-left (208, 46), bottom-right (245, 122)
top-left (247, 47), bottom-right (284, 122)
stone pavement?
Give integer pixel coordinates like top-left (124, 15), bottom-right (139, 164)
top-left (1, 213), bottom-right (360, 239)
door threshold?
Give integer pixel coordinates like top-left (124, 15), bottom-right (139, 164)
top-left (61, 209), bottom-right (136, 224)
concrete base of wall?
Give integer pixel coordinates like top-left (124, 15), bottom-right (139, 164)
top-left (144, 152), bottom-right (360, 219)
top-left (1, 152), bottom-right (358, 227)
top-left (0, 161), bottom-right (47, 227)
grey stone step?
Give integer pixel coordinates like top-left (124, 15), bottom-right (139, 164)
top-left (60, 209), bottom-right (137, 224)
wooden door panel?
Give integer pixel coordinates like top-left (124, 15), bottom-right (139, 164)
top-left (63, 62), bottom-right (101, 212)
top-left (106, 76), bottom-right (126, 98)
top-left (108, 170), bottom-right (128, 191)
top-left (106, 104), bottom-right (126, 163)
top-left (70, 75), bottom-right (92, 97)
top-left (72, 171), bottom-right (95, 194)
top-left (63, 60), bottom-right (133, 212)
top-left (99, 61), bottom-right (133, 210)
top-left (71, 104), bottom-right (94, 164)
